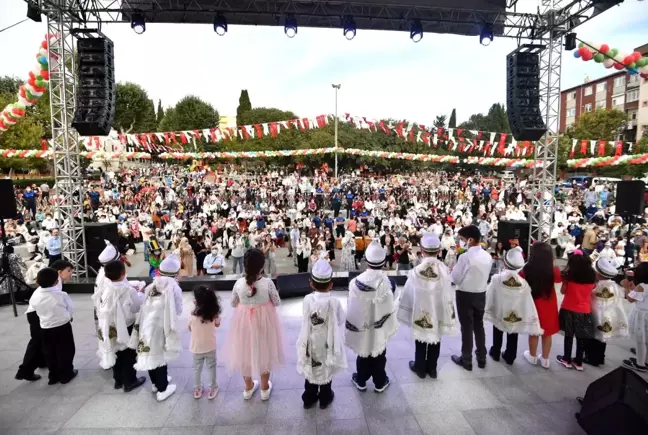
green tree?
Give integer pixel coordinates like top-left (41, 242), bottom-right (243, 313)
top-left (459, 103), bottom-right (510, 133)
top-left (113, 82), bottom-right (157, 133)
top-left (158, 107), bottom-right (176, 132)
top-left (433, 115), bottom-right (447, 129)
top-left (448, 108), bottom-right (457, 128)
top-left (0, 91), bottom-right (47, 172)
top-left (0, 76), bottom-right (21, 95)
top-left (239, 107), bottom-right (296, 125)
top-left (160, 96), bottom-right (219, 131)
top-left (156, 99), bottom-right (165, 127)
top-left (236, 90), bottom-right (252, 125)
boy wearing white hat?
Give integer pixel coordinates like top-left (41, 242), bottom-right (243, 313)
top-left (346, 239), bottom-right (398, 393)
top-left (397, 233), bottom-right (458, 379)
top-left (296, 259), bottom-right (347, 409)
top-left (485, 247), bottom-right (542, 365)
top-left (129, 254), bottom-right (184, 402)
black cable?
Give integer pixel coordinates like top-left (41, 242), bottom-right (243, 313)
top-left (0, 18), bottom-right (29, 34)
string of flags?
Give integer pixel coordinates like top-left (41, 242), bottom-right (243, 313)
top-left (568, 138), bottom-right (638, 158)
top-left (567, 153), bottom-right (648, 168)
top-left (0, 149), bottom-right (151, 160)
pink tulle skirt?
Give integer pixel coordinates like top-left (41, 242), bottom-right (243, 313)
top-left (222, 301), bottom-right (285, 378)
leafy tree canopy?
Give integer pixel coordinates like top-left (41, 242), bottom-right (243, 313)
top-left (236, 90), bottom-right (252, 125)
top-left (433, 115), bottom-right (446, 129)
top-left (459, 103), bottom-right (510, 133)
top-left (239, 107), bottom-right (297, 125)
top-left (448, 108), bottom-right (457, 129)
top-left (156, 99), bottom-right (164, 128)
top-left (159, 95), bottom-right (219, 131)
top-left (113, 82), bottom-right (157, 133)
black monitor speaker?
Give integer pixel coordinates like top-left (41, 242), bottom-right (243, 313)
top-left (72, 37), bottom-right (115, 136)
top-left (84, 222), bottom-right (118, 277)
top-left (497, 220), bottom-right (530, 257)
top-left (576, 367), bottom-right (648, 435)
top-left (0, 179), bottom-right (18, 219)
top-left (616, 180), bottom-right (645, 216)
top-left (506, 49), bottom-right (547, 141)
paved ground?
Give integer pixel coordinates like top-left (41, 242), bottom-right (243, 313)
top-left (1, 285), bottom-right (644, 435)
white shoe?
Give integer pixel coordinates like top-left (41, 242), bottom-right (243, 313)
top-left (243, 380), bottom-right (259, 400)
top-left (151, 376), bottom-right (172, 393)
top-left (523, 351), bottom-right (538, 365)
top-left (260, 381), bottom-right (273, 401)
top-left (156, 384), bottom-right (176, 402)
top-left (539, 356), bottom-right (550, 369)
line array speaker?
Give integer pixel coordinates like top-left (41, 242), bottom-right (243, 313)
top-left (84, 222), bottom-right (118, 277)
top-left (72, 37), bottom-right (115, 136)
top-left (0, 179), bottom-right (18, 219)
top-left (506, 49), bottom-right (547, 141)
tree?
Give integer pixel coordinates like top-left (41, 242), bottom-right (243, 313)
top-left (0, 91), bottom-right (47, 172)
top-left (113, 82), bottom-right (157, 133)
top-left (459, 103), bottom-right (510, 133)
top-left (448, 109), bottom-right (457, 128)
top-left (238, 107), bottom-right (296, 125)
top-left (236, 90), bottom-right (252, 125)
top-left (156, 99), bottom-right (165, 127)
top-left (159, 96), bottom-right (219, 131)
top-left (433, 115), bottom-right (447, 129)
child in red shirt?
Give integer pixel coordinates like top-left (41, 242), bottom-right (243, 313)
top-left (557, 251), bottom-right (596, 371)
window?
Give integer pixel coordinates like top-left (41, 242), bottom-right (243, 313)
top-left (627, 89), bottom-right (640, 102)
top-left (614, 76), bottom-right (626, 87)
top-left (585, 103), bottom-right (592, 112)
top-left (596, 82), bottom-right (607, 93)
top-left (628, 110), bottom-right (637, 120)
top-left (566, 108), bottom-right (576, 117)
top-left (566, 91), bottom-right (576, 101)
top-left (643, 101), bottom-right (648, 108)
top-left (584, 86), bottom-right (593, 96)
top-left (612, 96), bottom-right (624, 107)
top-left (596, 100), bottom-right (606, 109)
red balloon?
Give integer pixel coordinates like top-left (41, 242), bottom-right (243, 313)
top-left (623, 56), bottom-right (633, 65)
top-left (41, 40), bottom-right (47, 50)
top-left (614, 62), bottom-right (624, 70)
top-left (578, 47), bottom-right (588, 57)
top-left (633, 51), bottom-right (642, 61)
top-left (599, 44), bottom-right (609, 54)
top-left (642, 73), bottom-right (648, 79)
top-left (583, 51), bottom-right (594, 61)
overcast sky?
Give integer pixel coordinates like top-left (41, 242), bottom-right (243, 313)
top-left (1, 0), bottom-right (647, 125)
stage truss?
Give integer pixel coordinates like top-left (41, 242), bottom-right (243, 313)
top-left (34, 0), bottom-right (619, 273)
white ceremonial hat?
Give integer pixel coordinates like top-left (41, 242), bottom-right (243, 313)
top-left (98, 240), bottom-right (120, 264)
top-left (594, 258), bottom-right (618, 279)
top-left (420, 233), bottom-right (441, 253)
top-left (504, 247), bottom-right (525, 270)
top-left (160, 253), bottom-right (181, 276)
top-left (311, 259), bottom-right (333, 283)
top-left (365, 239), bottom-right (386, 268)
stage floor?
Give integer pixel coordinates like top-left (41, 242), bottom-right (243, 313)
top-left (0, 291), bottom-right (643, 435)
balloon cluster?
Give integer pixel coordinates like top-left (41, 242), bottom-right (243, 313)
top-left (0, 34), bottom-right (59, 133)
top-left (573, 41), bottom-right (648, 79)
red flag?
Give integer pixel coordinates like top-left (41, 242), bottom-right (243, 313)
top-left (615, 141), bottom-right (623, 156)
top-left (169, 132), bottom-right (177, 144)
top-left (301, 118), bottom-right (310, 129)
top-left (163, 132), bottom-right (170, 144)
top-left (240, 127), bottom-right (250, 139)
top-left (497, 133), bottom-right (507, 156)
top-left (580, 140), bottom-right (587, 155)
top-left (345, 113), bottom-right (352, 125)
top-left (364, 118), bottom-right (375, 131)
top-left (315, 115), bottom-right (327, 128)
top-left (527, 144), bottom-right (534, 157)
top-left (147, 133), bottom-right (155, 145)
top-left (437, 128), bottom-right (444, 140)
top-left (477, 131), bottom-right (483, 140)
top-left (484, 142), bottom-right (491, 155)
top-left (395, 122), bottom-right (404, 138)
top-left (269, 123), bottom-right (278, 138)
top-left (408, 128), bottom-right (416, 143)
top-left (193, 130), bottom-right (202, 141)
top-left (379, 120), bottom-right (390, 135)
top-left (254, 124), bottom-right (263, 138)
top-left (118, 133), bottom-right (126, 144)
top-left (457, 128), bottom-right (463, 137)
top-left (179, 132), bottom-right (188, 144)
top-left (597, 140), bottom-right (606, 157)
top-left (41, 139), bottom-right (48, 150)
top-left (209, 128), bottom-right (217, 142)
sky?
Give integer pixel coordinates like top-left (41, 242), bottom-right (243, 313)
top-left (1, 0), bottom-right (647, 126)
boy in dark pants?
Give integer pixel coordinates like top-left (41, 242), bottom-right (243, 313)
top-left (29, 267), bottom-right (77, 385)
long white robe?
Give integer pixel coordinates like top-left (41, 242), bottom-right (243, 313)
top-left (345, 269), bottom-right (398, 357)
top-left (296, 292), bottom-right (347, 384)
top-left (591, 279), bottom-right (629, 341)
top-left (397, 257), bottom-right (458, 344)
top-left (484, 270), bottom-right (543, 336)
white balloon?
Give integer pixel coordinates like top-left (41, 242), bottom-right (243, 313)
top-left (603, 58), bottom-right (614, 68)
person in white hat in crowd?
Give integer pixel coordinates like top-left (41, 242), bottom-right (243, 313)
top-left (598, 241), bottom-right (616, 262)
top-left (341, 230), bottom-right (357, 272)
top-left (484, 247), bottom-right (542, 366)
top-left (25, 254), bottom-right (47, 285)
top-left (296, 259), bottom-right (347, 409)
top-left (583, 258), bottom-right (628, 367)
top-left (95, 260), bottom-right (146, 392)
top-left (345, 239), bottom-right (398, 393)
top-left (397, 233), bottom-right (458, 379)
top-left (129, 253), bottom-right (184, 402)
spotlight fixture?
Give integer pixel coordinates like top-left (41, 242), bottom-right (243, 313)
top-left (214, 14), bottom-right (227, 36)
top-left (564, 33), bottom-right (577, 51)
top-left (131, 11), bottom-right (146, 35)
top-left (343, 16), bottom-right (356, 40)
top-left (410, 19), bottom-right (423, 43)
top-left (479, 23), bottom-right (493, 46)
top-left (284, 16), bottom-right (297, 38)
top-left (26, 1), bottom-right (42, 23)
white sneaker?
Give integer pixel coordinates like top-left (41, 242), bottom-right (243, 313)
top-left (539, 356), bottom-right (550, 369)
top-left (243, 380), bottom-right (259, 400)
top-left (156, 384), bottom-right (176, 402)
top-left (523, 351), bottom-right (538, 365)
top-left (151, 376), bottom-right (172, 393)
top-left (260, 381), bottom-right (273, 401)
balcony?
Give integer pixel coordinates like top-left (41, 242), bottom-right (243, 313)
top-left (628, 75), bottom-right (641, 88)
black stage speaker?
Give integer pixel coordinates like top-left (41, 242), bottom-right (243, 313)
top-left (506, 49), bottom-right (547, 141)
top-left (616, 180), bottom-right (645, 216)
top-left (84, 222), bottom-right (118, 277)
top-left (0, 179), bottom-right (18, 219)
top-left (576, 367), bottom-right (648, 435)
top-left (276, 273), bottom-right (312, 298)
top-left (497, 220), bottom-right (530, 257)
top-left (72, 37), bottom-right (115, 136)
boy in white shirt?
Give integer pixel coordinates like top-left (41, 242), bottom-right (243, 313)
top-left (29, 267), bottom-right (77, 385)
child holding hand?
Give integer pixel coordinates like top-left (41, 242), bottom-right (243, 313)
top-left (189, 285), bottom-right (222, 399)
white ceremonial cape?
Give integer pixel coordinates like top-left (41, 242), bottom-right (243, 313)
top-left (296, 292), bottom-right (347, 384)
top-left (484, 270), bottom-right (543, 336)
top-left (129, 277), bottom-right (181, 371)
top-left (345, 269), bottom-right (398, 357)
top-left (397, 257), bottom-right (458, 344)
top-left (591, 279), bottom-right (629, 341)
top-left (94, 281), bottom-right (134, 369)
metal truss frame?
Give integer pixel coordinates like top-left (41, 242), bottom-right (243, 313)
top-left (47, 9), bottom-right (88, 278)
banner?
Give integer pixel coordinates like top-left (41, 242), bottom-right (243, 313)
top-left (567, 153), bottom-right (648, 168)
top-left (0, 149), bottom-right (150, 160)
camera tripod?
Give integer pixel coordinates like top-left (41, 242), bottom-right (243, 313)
top-left (0, 217), bottom-right (31, 317)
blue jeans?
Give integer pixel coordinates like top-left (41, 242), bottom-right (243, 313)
top-left (143, 241), bottom-right (151, 262)
top-left (232, 256), bottom-right (244, 274)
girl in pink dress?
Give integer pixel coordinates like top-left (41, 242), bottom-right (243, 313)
top-left (222, 248), bottom-right (284, 401)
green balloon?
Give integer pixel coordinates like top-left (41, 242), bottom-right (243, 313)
top-left (594, 53), bottom-right (604, 63)
top-left (610, 48), bottom-right (618, 56)
top-left (629, 62), bottom-right (636, 69)
top-left (578, 42), bottom-right (584, 48)
top-left (637, 58), bottom-right (647, 67)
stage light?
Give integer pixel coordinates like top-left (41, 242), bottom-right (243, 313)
top-left (131, 12), bottom-right (146, 34)
top-left (26, 1), bottom-right (42, 23)
top-left (480, 23), bottom-right (493, 46)
top-left (564, 33), bottom-right (577, 51)
top-left (343, 16), bottom-right (356, 40)
top-left (214, 14), bottom-right (227, 36)
top-left (410, 19), bottom-right (423, 43)
top-left (284, 16), bottom-right (297, 38)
